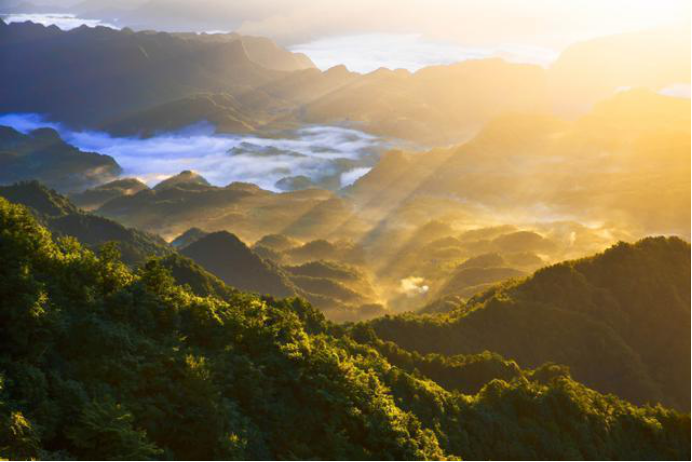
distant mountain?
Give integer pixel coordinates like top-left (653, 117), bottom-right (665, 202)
top-left (96, 180), bottom-right (354, 242)
top-left (70, 177), bottom-right (148, 210)
top-left (11, 14), bottom-right (546, 145)
top-left (436, 266), bottom-right (525, 299)
top-left (0, 125), bottom-right (121, 193)
top-left (0, 20), bottom-right (283, 128)
top-left (1, 21), bottom-right (689, 145)
top-left (153, 170), bottom-right (211, 191)
top-left (549, 25), bottom-right (691, 114)
top-left (298, 59), bottom-right (549, 144)
top-left (369, 236), bottom-right (692, 411)
top-left (170, 227), bottom-right (208, 249)
top-left (348, 89), bottom-right (691, 240)
top-left (0, 181), bottom-right (168, 265)
top-left (159, 252), bottom-right (238, 300)
top-left (104, 93), bottom-right (257, 136)
top-left (180, 230), bottom-right (297, 297)
top-left (0, 195), bottom-right (688, 460)
top-left (285, 260), bottom-right (383, 321)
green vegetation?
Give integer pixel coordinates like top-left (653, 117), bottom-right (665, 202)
top-left (369, 237), bottom-right (691, 411)
top-left (0, 182), bottom-right (169, 266)
top-left (0, 196), bottom-right (689, 460)
top-left (180, 231), bottom-right (298, 298)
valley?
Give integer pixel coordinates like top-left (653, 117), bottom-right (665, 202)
top-left (0, 5), bottom-right (689, 460)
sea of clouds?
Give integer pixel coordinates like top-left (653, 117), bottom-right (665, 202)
top-left (2, 13), bottom-right (558, 74)
top-left (0, 113), bottom-right (391, 191)
top-left (291, 33), bottom-right (559, 73)
top-left (0, 13), bottom-right (119, 30)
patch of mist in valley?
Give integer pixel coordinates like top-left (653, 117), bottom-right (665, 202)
top-left (0, 13), bottom-right (119, 29)
top-left (0, 113), bottom-right (394, 191)
top-left (291, 33), bottom-right (559, 73)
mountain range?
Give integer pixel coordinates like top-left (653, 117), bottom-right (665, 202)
top-left (0, 12), bottom-right (689, 460)
top-left (0, 194), bottom-right (689, 460)
top-left (3, 19), bottom-right (688, 144)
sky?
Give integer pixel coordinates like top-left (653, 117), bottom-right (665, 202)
top-left (10, 0), bottom-right (690, 45)
top-left (4, 0), bottom-right (690, 72)
top-left (2, 1), bottom-right (689, 96)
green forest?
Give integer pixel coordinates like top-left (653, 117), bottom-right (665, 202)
top-left (0, 8), bottom-right (690, 460)
top-left (1, 196), bottom-right (689, 460)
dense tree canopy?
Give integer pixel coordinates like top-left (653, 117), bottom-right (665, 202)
top-left (369, 236), bottom-right (691, 411)
top-left (0, 196), bottom-right (689, 460)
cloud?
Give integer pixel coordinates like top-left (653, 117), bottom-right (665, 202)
top-left (1, 13), bottom-right (118, 30)
top-left (291, 33), bottom-right (559, 73)
top-left (658, 83), bottom-right (691, 99)
top-left (0, 113), bottom-right (389, 191)
top-left (398, 276), bottom-right (429, 297)
top-left (341, 167), bottom-right (372, 187)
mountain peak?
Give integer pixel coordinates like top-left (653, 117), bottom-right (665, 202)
top-left (181, 231), bottom-right (297, 297)
top-left (153, 170), bottom-right (211, 191)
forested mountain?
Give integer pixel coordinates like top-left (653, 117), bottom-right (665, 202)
top-left (0, 20), bottom-right (285, 129)
top-left (95, 178), bottom-right (354, 242)
top-left (0, 182), bottom-right (169, 265)
top-left (0, 183), bottom-right (385, 320)
top-left (368, 236), bottom-right (691, 411)
top-left (0, 5), bottom-right (689, 459)
top-left (180, 230), bottom-right (298, 298)
top-left (0, 196), bottom-right (689, 460)
top-left (2, 20), bottom-right (688, 145)
top-left (0, 126), bottom-right (121, 193)
top-left (70, 178), bottom-right (149, 210)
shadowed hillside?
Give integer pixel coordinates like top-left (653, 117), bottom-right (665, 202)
top-left (0, 126), bottom-right (121, 193)
top-left (0, 196), bottom-right (688, 460)
top-left (181, 230), bottom-right (298, 298)
top-left (0, 182), bottom-right (168, 265)
top-left (368, 236), bottom-right (692, 411)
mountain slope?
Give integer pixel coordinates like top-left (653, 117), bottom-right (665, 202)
top-left (69, 177), bottom-right (149, 211)
top-left (181, 231), bottom-right (297, 298)
top-left (369, 236), bottom-right (691, 410)
top-left (0, 181), bottom-right (169, 265)
top-left (348, 89), bottom-right (691, 239)
top-left (549, 25), bottom-right (691, 114)
top-left (0, 196), bottom-right (688, 460)
top-left (0, 20), bottom-right (282, 128)
top-left (0, 126), bottom-right (121, 193)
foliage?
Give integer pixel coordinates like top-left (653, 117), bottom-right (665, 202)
top-left (369, 237), bottom-right (692, 411)
top-left (0, 197), bottom-right (688, 460)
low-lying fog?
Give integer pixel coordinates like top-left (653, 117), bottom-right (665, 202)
top-left (0, 113), bottom-right (394, 191)
top-left (0, 13), bottom-right (118, 29)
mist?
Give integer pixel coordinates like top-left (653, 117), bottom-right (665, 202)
top-left (0, 113), bottom-right (392, 191)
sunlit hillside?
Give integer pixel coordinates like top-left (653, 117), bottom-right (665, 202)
top-left (0, 1), bottom-right (689, 460)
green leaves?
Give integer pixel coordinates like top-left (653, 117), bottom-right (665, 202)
top-left (65, 399), bottom-right (161, 461)
top-left (0, 197), bottom-right (688, 460)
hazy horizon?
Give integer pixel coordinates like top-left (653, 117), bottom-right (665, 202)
top-left (3, 0), bottom-right (691, 72)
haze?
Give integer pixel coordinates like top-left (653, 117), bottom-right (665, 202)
top-left (5, 0), bottom-right (691, 71)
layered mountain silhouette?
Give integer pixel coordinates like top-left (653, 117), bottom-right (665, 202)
top-left (348, 89), bottom-right (691, 239)
top-left (180, 230), bottom-right (297, 297)
top-left (0, 194), bottom-right (689, 459)
top-left (0, 20), bottom-right (285, 128)
top-left (70, 177), bottom-right (148, 210)
top-left (369, 236), bottom-right (691, 411)
top-left (0, 125), bottom-right (121, 192)
top-left (0, 181), bottom-right (168, 265)
top-left (549, 25), bottom-right (691, 114)
top-left (2, 20), bottom-right (688, 145)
